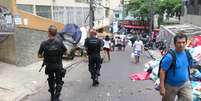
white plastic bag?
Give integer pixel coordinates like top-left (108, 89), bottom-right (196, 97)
top-left (131, 52), bottom-right (135, 59)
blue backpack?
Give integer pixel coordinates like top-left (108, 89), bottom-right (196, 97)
top-left (158, 49), bottom-right (192, 79)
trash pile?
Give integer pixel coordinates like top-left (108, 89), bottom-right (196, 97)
top-left (143, 46), bottom-right (201, 101)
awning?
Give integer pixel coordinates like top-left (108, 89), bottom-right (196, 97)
top-left (122, 25), bottom-right (148, 29)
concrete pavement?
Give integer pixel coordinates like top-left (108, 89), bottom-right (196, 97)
top-left (25, 47), bottom-right (161, 101)
top-left (0, 49), bottom-right (161, 101)
top-left (147, 49), bottom-right (162, 59)
top-left (0, 58), bottom-right (83, 101)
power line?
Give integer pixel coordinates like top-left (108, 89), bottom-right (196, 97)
top-left (93, 1), bottom-right (116, 11)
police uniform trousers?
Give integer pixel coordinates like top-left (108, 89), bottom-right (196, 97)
top-left (45, 63), bottom-right (64, 98)
top-left (88, 54), bottom-right (101, 79)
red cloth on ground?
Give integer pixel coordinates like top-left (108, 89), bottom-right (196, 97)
top-left (129, 71), bottom-right (151, 81)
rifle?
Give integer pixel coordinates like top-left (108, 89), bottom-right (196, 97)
top-left (39, 61), bottom-right (45, 72)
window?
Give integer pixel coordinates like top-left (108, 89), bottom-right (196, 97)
top-left (75, 0), bottom-right (82, 2)
top-left (105, 8), bottom-right (109, 18)
top-left (17, 4), bottom-right (33, 13)
top-left (190, 0), bottom-right (194, 5)
top-left (36, 6), bottom-right (51, 19)
top-left (115, 14), bottom-right (120, 18)
top-left (198, 0), bottom-right (201, 5)
top-left (75, 0), bottom-right (89, 3)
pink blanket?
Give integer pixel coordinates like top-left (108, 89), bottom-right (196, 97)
top-left (129, 72), bottom-right (151, 81)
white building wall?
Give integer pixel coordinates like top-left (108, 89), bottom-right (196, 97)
top-left (16, 0), bottom-right (121, 28)
top-left (181, 15), bottom-right (201, 27)
top-left (17, 0), bottom-right (89, 7)
top-left (181, 0), bottom-right (201, 27)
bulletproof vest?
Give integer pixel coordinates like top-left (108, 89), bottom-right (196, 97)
top-left (44, 39), bottom-right (62, 63)
top-left (87, 38), bottom-right (101, 55)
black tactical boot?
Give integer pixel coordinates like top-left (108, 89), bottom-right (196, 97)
top-left (48, 78), bottom-right (56, 101)
top-left (50, 93), bottom-right (54, 101)
top-left (92, 75), bottom-right (99, 86)
top-left (49, 90), bottom-right (55, 101)
top-left (92, 79), bottom-right (97, 86)
top-left (48, 89), bottom-right (55, 101)
top-left (95, 76), bottom-right (99, 85)
top-left (54, 84), bottom-right (62, 101)
top-left (97, 69), bottom-right (101, 76)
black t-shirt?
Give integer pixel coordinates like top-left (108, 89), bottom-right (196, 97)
top-left (84, 37), bottom-right (102, 55)
top-left (38, 38), bottom-right (67, 64)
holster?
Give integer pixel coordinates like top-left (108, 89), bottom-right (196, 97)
top-left (61, 68), bottom-right (66, 77)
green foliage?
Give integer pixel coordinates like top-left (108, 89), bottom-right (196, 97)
top-left (126, 0), bottom-right (182, 24)
top-left (126, 0), bottom-right (149, 18)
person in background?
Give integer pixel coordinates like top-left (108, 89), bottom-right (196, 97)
top-left (38, 25), bottom-right (67, 101)
top-left (116, 37), bottom-right (122, 51)
top-left (103, 35), bottom-right (111, 61)
top-left (159, 34), bottom-right (193, 101)
top-left (122, 38), bottom-right (127, 51)
top-left (133, 37), bottom-right (144, 64)
top-left (111, 37), bottom-right (115, 51)
top-left (84, 29), bottom-right (103, 86)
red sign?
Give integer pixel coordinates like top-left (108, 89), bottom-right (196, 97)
top-left (120, 20), bottom-right (149, 29)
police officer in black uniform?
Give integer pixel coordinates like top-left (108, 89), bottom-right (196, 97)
top-left (84, 29), bottom-right (103, 86)
top-left (38, 25), bottom-right (67, 101)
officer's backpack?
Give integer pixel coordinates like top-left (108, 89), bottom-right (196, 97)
top-left (87, 38), bottom-right (102, 49)
top-left (44, 39), bottom-right (63, 63)
top-left (158, 49), bottom-right (192, 79)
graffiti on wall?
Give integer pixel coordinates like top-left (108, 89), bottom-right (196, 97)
top-left (0, 5), bottom-right (14, 42)
top-left (0, 5), bottom-right (14, 33)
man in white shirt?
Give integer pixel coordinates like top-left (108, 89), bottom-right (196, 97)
top-left (133, 38), bottom-right (144, 64)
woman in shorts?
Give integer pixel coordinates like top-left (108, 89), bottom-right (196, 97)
top-left (103, 35), bottom-right (111, 61)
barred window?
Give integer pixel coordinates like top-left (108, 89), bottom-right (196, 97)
top-left (36, 6), bottom-right (52, 19)
top-left (115, 14), bottom-right (120, 18)
top-left (75, 0), bottom-right (89, 3)
top-left (17, 4), bottom-right (33, 13)
top-left (105, 8), bottom-right (109, 18)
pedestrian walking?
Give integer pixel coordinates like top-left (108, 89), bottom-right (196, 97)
top-left (132, 38), bottom-right (144, 64)
top-left (38, 25), bottom-right (67, 101)
top-left (159, 34), bottom-right (193, 101)
top-left (122, 38), bottom-right (127, 51)
top-left (111, 37), bottom-right (115, 51)
top-left (103, 35), bottom-right (111, 61)
top-left (84, 29), bottom-right (103, 86)
top-left (116, 37), bottom-right (122, 51)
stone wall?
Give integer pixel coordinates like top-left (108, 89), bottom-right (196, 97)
top-left (0, 35), bottom-right (16, 64)
top-left (15, 28), bottom-right (48, 66)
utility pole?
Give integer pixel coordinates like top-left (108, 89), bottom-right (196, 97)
top-left (149, 0), bottom-right (154, 35)
top-left (122, 0), bottom-right (125, 19)
top-left (89, 0), bottom-right (95, 29)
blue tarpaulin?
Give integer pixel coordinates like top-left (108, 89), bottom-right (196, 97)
top-left (61, 24), bottom-right (82, 44)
